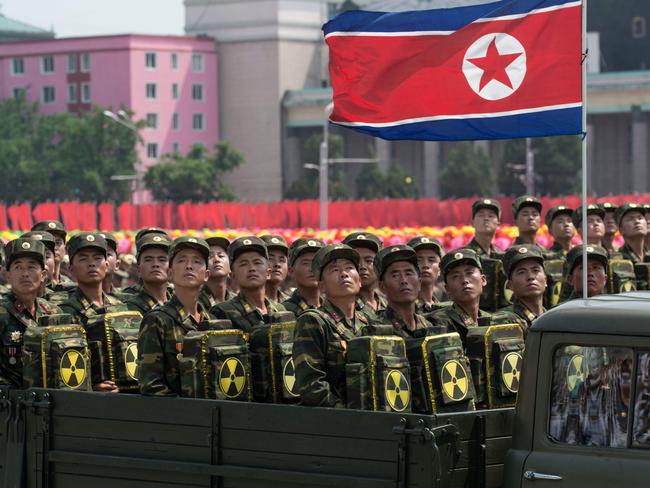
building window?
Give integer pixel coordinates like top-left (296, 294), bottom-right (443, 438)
top-left (192, 84), bottom-right (204, 101)
top-left (41, 55), bottom-right (55, 73)
top-left (146, 113), bottom-right (158, 129)
top-left (172, 142), bottom-right (180, 153)
top-left (172, 112), bottom-right (179, 131)
top-left (42, 86), bottom-right (56, 104)
top-left (80, 53), bottom-right (91, 72)
top-left (191, 53), bottom-right (204, 72)
top-left (172, 83), bottom-right (179, 100)
top-left (147, 143), bottom-right (158, 159)
top-left (145, 52), bottom-right (157, 69)
top-left (192, 113), bottom-right (204, 131)
top-left (11, 57), bottom-right (24, 76)
top-left (12, 87), bottom-right (25, 99)
top-left (81, 83), bottom-right (91, 103)
top-left (171, 53), bottom-right (178, 70)
top-left (67, 84), bottom-right (78, 103)
top-left (67, 54), bottom-right (77, 73)
top-left (146, 83), bottom-right (157, 99)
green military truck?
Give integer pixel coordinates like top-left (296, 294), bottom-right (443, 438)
top-left (1, 293), bottom-right (649, 487)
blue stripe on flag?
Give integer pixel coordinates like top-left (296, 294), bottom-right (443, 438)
top-left (330, 107), bottom-right (583, 141)
top-left (323, 0), bottom-right (579, 35)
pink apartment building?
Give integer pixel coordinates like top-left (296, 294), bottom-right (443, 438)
top-left (0, 34), bottom-right (218, 189)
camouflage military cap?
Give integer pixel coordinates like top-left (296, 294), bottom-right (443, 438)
top-left (615, 202), bottom-right (645, 227)
top-left (440, 248), bottom-right (482, 279)
top-left (374, 245), bottom-right (418, 280)
top-left (406, 236), bottom-right (444, 257)
top-left (342, 231), bottom-right (383, 253)
top-left (228, 236), bottom-right (268, 263)
top-left (67, 232), bottom-right (107, 259)
top-left (472, 198), bottom-right (502, 219)
top-left (136, 232), bottom-right (172, 257)
top-left (566, 244), bottom-right (609, 275)
top-left (572, 204), bottom-right (605, 229)
top-left (98, 232), bottom-right (118, 252)
top-left (503, 244), bottom-right (545, 278)
top-left (512, 195), bottom-right (542, 218)
top-left (22, 230), bottom-right (56, 253)
top-left (5, 238), bottom-right (46, 268)
top-left (135, 227), bottom-right (169, 243)
top-left (599, 201), bottom-right (617, 213)
top-left (168, 236), bottom-right (210, 265)
top-left (205, 236), bottom-right (230, 251)
top-left (260, 234), bottom-right (289, 255)
top-left (288, 237), bottom-right (325, 266)
top-left (311, 244), bottom-right (360, 280)
top-left (544, 205), bottom-right (573, 228)
top-left (31, 220), bottom-right (67, 240)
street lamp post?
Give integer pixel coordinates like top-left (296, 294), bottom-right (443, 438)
top-left (103, 110), bottom-right (142, 204)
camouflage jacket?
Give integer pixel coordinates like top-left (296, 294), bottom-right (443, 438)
top-left (377, 306), bottom-right (432, 339)
top-left (138, 294), bottom-right (214, 396)
top-left (618, 243), bottom-right (647, 265)
top-left (466, 237), bottom-right (503, 259)
top-left (0, 284), bottom-right (10, 297)
top-left (281, 289), bottom-right (320, 316)
top-left (547, 241), bottom-right (569, 258)
top-left (198, 284), bottom-right (235, 312)
top-left (426, 303), bottom-right (492, 346)
top-left (415, 297), bottom-right (449, 315)
top-left (0, 294), bottom-right (62, 388)
top-left (126, 286), bottom-right (169, 315)
top-left (210, 292), bottom-right (286, 332)
top-left (59, 287), bottom-right (126, 326)
top-left (51, 273), bottom-right (77, 294)
top-left (499, 298), bottom-right (545, 337)
top-left (356, 291), bottom-right (387, 315)
top-left (293, 299), bottom-right (373, 408)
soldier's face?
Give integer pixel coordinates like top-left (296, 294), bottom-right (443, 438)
top-left (444, 263), bottom-right (486, 304)
top-left (231, 251), bottom-right (268, 290)
top-left (416, 249), bottom-right (440, 285)
top-left (169, 249), bottom-right (208, 288)
top-left (586, 215), bottom-right (605, 242)
top-left (603, 211), bottom-right (618, 235)
top-left (138, 248), bottom-right (169, 285)
top-left (319, 258), bottom-right (361, 299)
top-left (44, 250), bottom-right (55, 280)
top-left (516, 207), bottom-right (541, 233)
top-left (54, 236), bottom-right (66, 264)
top-left (106, 248), bottom-right (118, 276)
top-left (290, 252), bottom-right (318, 289)
top-left (507, 259), bottom-right (546, 299)
top-left (551, 214), bottom-right (574, 241)
top-left (69, 249), bottom-right (108, 285)
top-left (379, 261), bottom-right (420, 305)
top-left (620, 211), bottom-right (647, 238)
top-left (472, 208), bottom-right (499, 235)
top-left (5, 257), bottom-right (46, 296)
top-left (208, 245), bottom-right (230, 280)
top-left (568, 260), bottom-right (607, 297)
top-left (356, 247), bottom-right (378, 289)
top-left (267, 249), bottom-right (288, 285)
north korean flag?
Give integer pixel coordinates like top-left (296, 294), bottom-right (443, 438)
top-left (324, 0), bottom-right (583, 141)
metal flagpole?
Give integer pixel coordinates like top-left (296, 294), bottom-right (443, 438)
top-left (581, 0), bottom-right (588, 300)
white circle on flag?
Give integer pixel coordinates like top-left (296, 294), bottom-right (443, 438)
top-left (462, 33), bottom-right (527, 101)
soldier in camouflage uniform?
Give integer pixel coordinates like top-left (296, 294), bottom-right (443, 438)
top-left (282, 238), bottom-right (324, 315)
top-left (293, 244), bottom-right (373, 407)
top-left (198, 236), bottom-right (234, 310)
top-left (500, 244), bottom-right (547, 336)
top-left (126, 233), bottom-right (172, 315)
top-left (211, 236), bottom-right (285, 332)
top-left (31, 220), bottom-right (75, 291)
top-left (545, 205), bottom-right (574, 258)
top-left (342, 231), bottom-right (387, 317)
top-left (98, 232), bottom-right (121, 297)
top-left (121, 227), bottom-right (171, 295)
top-left (565, 245), bottom-right (609, 299)
top-left (573, 204), bottom-right (606, 249)
top-left (512, 196), bottom-right (543, 246)
top-left (467, 198), bottom-right (503, 258)
top-left (616, 203), bottom-right (648, 264)
top-left (0, 238), bottom-right (62, 387)
top-left (427, 248), bottom-right (493, 347)
top-left (407, 236), bottom-right (447, 313)
top-left (21, 230), bottom-right (57, 297)
top-left (261, 234), bottom-right (290, 303)
top-left (600, 202), bottom-right (619, 254)
top-left (375, 245), bottom-right (433, 338)
top-left (138, 236), bottom-right (214, 396)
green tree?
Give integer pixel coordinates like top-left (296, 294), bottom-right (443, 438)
top-left (439, 142), bottom-right (496, 198)
top-left (356, 163), bottom-right (419, 199)
top-left (144, 142), bottom-right (243, 202)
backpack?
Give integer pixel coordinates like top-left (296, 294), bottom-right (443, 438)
top-left (634, 263), bottom-right (650, 291)
top-left (608, 258), bottom-right (637, 294)
top-left (478, 257), bottom-right (509, 312)
top-left (544, 258), bottom-right (568, 308)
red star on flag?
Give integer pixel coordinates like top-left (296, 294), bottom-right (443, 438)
top-left (466, 37), bottom-right (523, 91)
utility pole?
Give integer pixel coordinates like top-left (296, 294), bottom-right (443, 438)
top-left (525, 137), bottom-right (535, 195)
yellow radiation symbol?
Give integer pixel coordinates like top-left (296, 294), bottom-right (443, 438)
top-left (567, 354), bottom-right (586, 392)
top-left (620, 281), bottom-right (636, 293)
top-left (282, 358), bottom-right (299, 398)
top-left (501, 352), bottom-right (523, 393)
top-left (219, 357), bottom-right (246, 398)
top-left (124, 343), bottom-right (138, 380)
top-left (60, 349), bottom-right (87, 389)
top-left (441, 359), bottom-right (469, 402)
top-left (385, 370), bottom-right (410, 412)
top-left (551, 281), bottom-right (562, 306)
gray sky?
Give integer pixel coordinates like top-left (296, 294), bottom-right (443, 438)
top-left (1, 0), bottom-right (184, 37)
